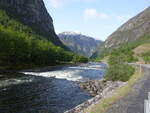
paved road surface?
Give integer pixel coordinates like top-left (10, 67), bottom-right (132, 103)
top-left (105, 64), bottom-right (150, 113)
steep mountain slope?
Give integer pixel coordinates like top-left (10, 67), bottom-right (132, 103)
top-left (0, 0), bottom-right (67, 49)
top-left (93, 7), bottom-right (150, 57)
top-left (105, 7), bottom-right (150, 48)
top-left (58, 32), bottom-right (102, 57)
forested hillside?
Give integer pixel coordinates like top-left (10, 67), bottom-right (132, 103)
top-left (0, 10), bottom-right (88, 69)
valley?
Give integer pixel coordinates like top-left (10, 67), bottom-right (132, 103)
top-left (0, 0), bottom-right (149, 113)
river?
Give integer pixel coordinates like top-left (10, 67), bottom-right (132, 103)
top-left (0, 62), bottom-right (106, 113)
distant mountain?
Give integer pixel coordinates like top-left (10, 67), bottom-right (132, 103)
top-left (0, 0), bottom-right (67, 49)
top-left (94, 7), bottom-right (150, 57)
top-left (58, 32), bottom-right (102, 57)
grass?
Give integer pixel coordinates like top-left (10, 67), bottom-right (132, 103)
top-left (84, 66), bottom-right (143, 113)
top-left (133, 43), bottom-right (150, 55)
top-left (133, 43), bottom-right (150, 63)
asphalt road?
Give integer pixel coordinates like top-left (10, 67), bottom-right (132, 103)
top-left (105, 64), bottom-right (150, 113)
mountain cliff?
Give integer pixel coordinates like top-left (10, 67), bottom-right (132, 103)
top-left (93, 7), bottom-right (150, 57)
top-left (58, 32), bottom-right (102, 57)
top-left (0, 0), bottom-right (67, 49)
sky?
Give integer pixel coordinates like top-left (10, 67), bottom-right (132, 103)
top-left (43, 0), bottom-right (149, 41)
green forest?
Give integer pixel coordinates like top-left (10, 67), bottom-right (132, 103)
top-left (0, 10), bottom-right (88, 69)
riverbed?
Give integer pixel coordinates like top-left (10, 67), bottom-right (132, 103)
top-left (0, 62), bottom-right (106, 113)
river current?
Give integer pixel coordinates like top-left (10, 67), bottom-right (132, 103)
top-left (0, 62), bottom-right (106, 113)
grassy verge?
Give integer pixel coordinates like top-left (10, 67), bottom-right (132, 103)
top-left (133, 43), bottom-right (150, 64)
top-left (84, 67), bottom-right (143, 113)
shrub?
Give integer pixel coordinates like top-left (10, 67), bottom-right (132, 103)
top-left (72, 55), bottom-right (88, 63)
top-left (142, 52), bottom-right (150, 64)
top-left (104, 45), bottom-right (136, 82)
top-left (105, 64), bottom-right (135, 82)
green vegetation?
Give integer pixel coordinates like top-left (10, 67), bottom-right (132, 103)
top-left (133, 43), bottom-right (150, 55)
top-left (98, 34), bottom-right (150, 82)
top-left (104, 44), bottom-right (137, 81)
top-left (142, 52), bottom-right (150, 64)
top-left (73, 55), bottom-right (89, 63)
top-left (0, 10), bottom-right (88, 69)
top-left (133, 43), bottom-right (150, 63)
top-left (105, 64), bottom-right (135, 82)
top-left (89, 58), bottom-right (102, 62)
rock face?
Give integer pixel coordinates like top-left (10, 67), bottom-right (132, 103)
top-left (104, 7), bottom-right (150, 48)
top-left (58, 32), bottom-right (102, 57)
top-left (0, 0), bottom-right (67, 49)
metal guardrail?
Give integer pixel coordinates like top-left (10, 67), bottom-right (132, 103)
top-left (144, 92), bottom-right (150, 113)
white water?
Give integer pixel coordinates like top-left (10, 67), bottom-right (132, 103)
top-left (0, 62), bottom-right (106, 113)
top-left (23, 62), bottom-right (106, 81)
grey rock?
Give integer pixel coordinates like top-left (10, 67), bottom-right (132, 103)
top-left (58, 32), bottom-right (102, 57)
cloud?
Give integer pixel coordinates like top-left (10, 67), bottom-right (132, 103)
top-left (83, 8), bottom-right (132, 22)
top-left (45, 0), bottom-right (96, 8)
top-left (83, 8), bottom-right (109, 19)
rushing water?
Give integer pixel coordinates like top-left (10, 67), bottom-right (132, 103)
top-left (0, 62), bottom-right (106, 113)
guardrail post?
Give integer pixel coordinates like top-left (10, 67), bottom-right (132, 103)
top-left (140, 64), bottom-right (142, 75)
top-left (144, 92), bottom-right (150, 113)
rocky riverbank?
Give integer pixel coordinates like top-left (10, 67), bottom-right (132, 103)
top-left (79, 79), bottom-right (106, 96)
top-left (65, 79), bottom-right (126, 113)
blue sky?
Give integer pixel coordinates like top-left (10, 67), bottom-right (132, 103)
top-left (43, 0), bottom-right (149, 41)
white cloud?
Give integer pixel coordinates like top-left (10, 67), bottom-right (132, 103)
top-left (45, 0), bottom-right (96, 8)
top-left (83, 8), bottom-right (109, 19)
top-left (84, 8), bottom-right (98, 17)
top-left (83, 8), bottom-right (132, 22)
